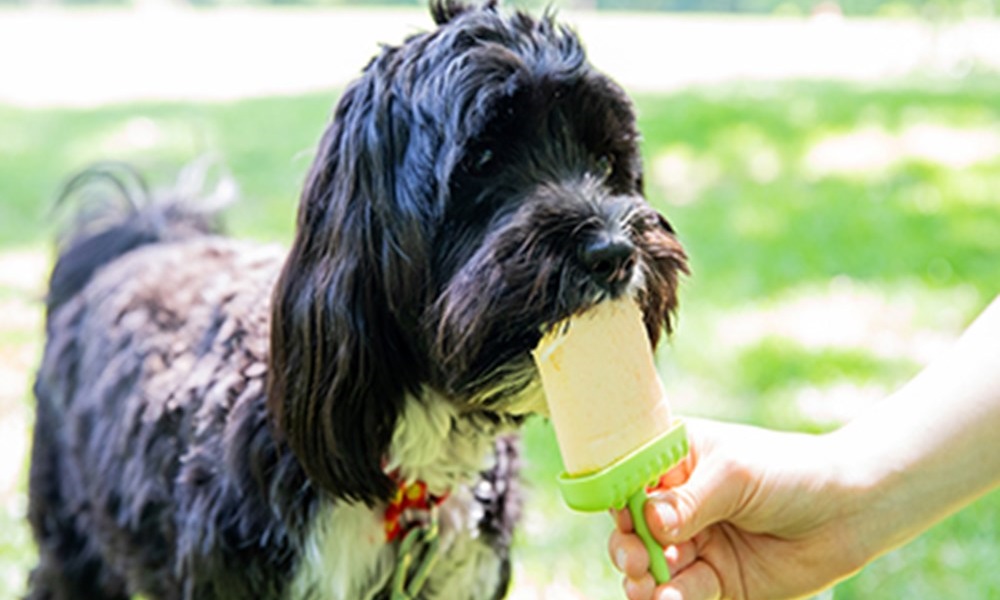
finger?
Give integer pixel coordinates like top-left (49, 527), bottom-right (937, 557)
top-left (664, 540), bottom-right (698, 574)
top-left (614, 506), bottom-right (634, 532)
top-left (656, 455), bottom-right (693, 489)
top-left (644, 491), bottom-right (682, 545)
top-left (609, 529), bottom-right (650, 578)
top-left (624, 573), bottom-right (655, 600)
top-left (645, 468), bottom-right (739, 546)
top-left (655, 560), bottom-right (723, 600)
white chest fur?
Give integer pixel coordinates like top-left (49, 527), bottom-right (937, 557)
top-left (290, 501), bottom-right (392, 600)
top-left (289, 390), bottom-right (518, 599)
top-left (290, 487), bottom-right (503, 600)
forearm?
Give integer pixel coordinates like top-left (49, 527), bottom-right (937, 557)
top-left (832, 296), bottom-right (1000, 562)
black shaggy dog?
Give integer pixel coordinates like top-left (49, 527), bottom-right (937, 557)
top-left (27, 2), bottom-right (688, 599)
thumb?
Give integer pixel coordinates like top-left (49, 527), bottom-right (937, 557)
top-left (643, 463), bottom-right (738, 546)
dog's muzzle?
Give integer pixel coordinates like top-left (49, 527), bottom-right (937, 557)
top-left (577, 230), bottom-right (637, 293)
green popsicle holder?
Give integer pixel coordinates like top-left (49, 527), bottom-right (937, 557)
top-left (557, 419), bottom-right (689, 584)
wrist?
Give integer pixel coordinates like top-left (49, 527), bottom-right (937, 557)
top-left (821, 423), bottom-right (915, 570)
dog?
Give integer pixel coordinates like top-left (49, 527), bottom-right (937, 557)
top-left (26, 2), bottom-right (688, 599)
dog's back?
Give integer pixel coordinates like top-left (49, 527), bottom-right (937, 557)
top-left (28, 164), bottom-right (302, 599)
top-left (44, 162), bottom-right (226, 314)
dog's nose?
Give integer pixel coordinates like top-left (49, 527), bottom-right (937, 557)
top-left (578, 233), bottom-right (637, 288)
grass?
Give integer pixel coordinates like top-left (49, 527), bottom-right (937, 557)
top-left (637, 80), bottom-right (1000, 304)
top-left (0, 96), bottom-right (330, 247)
top-left (2, 74), bottom-right (1000, 598)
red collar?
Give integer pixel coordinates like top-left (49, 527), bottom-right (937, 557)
top-left (383, 478), bottom-right (449, 542)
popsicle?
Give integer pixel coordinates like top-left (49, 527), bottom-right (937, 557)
top-left (532, 298), bottom-right (688, 584)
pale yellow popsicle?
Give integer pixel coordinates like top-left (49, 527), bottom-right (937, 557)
top-left (532, 298), bottom-right (673, 476)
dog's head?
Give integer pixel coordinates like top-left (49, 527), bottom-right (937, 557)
top-left (268, 0), bottom-right (688, 505)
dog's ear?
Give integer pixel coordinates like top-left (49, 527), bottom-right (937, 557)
top-left (268, 63), bottom-right (427, 506)
top-left (431, 0), bottom-right (498, 25)
top-left (638, 213), bottom-right (690, 346)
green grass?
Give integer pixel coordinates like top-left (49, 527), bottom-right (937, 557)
top-left (3, 75), bottom-right (1000, 598)
top-left (0, 95), bottom-right (331, 247)
top-left (635, 79), bottom-right (1000, 305)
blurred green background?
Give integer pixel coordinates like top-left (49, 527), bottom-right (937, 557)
top-left (1, 0), bottom-right (999, 18)
top-left (1, 1), bottom-right (1000, 598)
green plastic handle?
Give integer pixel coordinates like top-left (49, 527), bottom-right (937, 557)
top-left (628, 488), bottom-right (670, 584)
top-left (554, 420), bottom-right (688, 586)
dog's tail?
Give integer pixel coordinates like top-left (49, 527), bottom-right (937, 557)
top-left (47, 158), bottom-right (236, 313)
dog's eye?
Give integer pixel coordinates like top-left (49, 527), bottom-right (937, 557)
top-left (475, 148), bottom-right (495, 171)
top-left (595, 154), bottom-right (615, 180)
top-left (463, 147), bottom-right (496, 176)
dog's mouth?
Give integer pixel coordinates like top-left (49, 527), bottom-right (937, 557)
top-left (426, 177), bottom-right (688, 420)
top-left (432, 255), bottom-right (680, 418)
top-left (448, 290), bottom-right (651, 421)
top-left (431, 271), bottom-right (634, 409)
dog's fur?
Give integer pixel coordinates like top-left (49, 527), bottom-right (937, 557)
top-left (26, 2), bottom-right (688, 599)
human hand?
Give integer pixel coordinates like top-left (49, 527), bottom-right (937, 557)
top-left (609, 419), bottom-right (868, 600)
top-left (609, 297), bottom-right (1000, 599)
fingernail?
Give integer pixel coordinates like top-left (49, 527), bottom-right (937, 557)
top-left (615, 547), bottom-right (628, 571)
top-left (656, 588), bottom-right (683, 600)
top-left (655, 502), bottom-right (679, 537)
top-left (625, 575), bottom-right (654, 599)
top-left (664, 544), bottom-right (679, 562)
